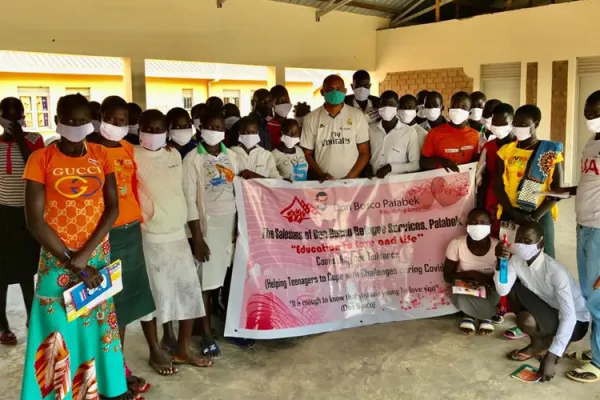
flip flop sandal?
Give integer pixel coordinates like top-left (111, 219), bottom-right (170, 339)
top-left (491, 314), bottom-right (504, 324)
top-left (147, 359), bottom-right (178, 376)
top-left (566, 363), bottom-right (600, 383)
top-left (172, 354), bottom-right (213, 368)
top-left (507, 348), bottom-right (544, 362)
top-left (202, 342), bottom-right (223, 360)
top-left (504, 327), bottom-right (528, 340)
top-left (126, 375), bottom-right (151, 394)
top-left (226, 337), bottom-right (256, 349)
top-left (0, 331), bottom-right (17, 346)
top-left (459, 318), bottom-right (476, 335)
top-left (478, 319), bottom-right (495, 335)
top-left (567, 350), bottom-right (593, 363)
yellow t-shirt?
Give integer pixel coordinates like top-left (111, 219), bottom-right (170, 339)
top-left (496, 141), bottom-right (563, 221)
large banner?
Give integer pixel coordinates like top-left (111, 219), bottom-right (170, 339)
top-left (225, 164), bottom-right (476, 339)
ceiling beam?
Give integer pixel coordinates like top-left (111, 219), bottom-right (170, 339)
top-left (435, 0), bottom-right (441, 21)
top-left (316, 0), bottom-right (353, 21)
top-left (390, 0), bottom-right (427, 25)
top-left (313, 0), bottom-right (401, 15)
top-left (392, 0), bottom-right (456, 27)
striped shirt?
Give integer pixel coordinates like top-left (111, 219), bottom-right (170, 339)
top-left (0, 132), bottom-right (44, 206)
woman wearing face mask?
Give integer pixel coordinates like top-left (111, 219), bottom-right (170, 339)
top-left (134, 109), bottom-right (211, 369)
top-left (231, 116), bottom-right (282, 180)
top-left (124, 102), bottom-right (142, 145)
top-left (20, 94), bottom-right (141, 400)
top-left (478, 99), bottom-right (502, 149)
top-left (444, 209), bottom-right (500, 336)
top-left (183, 111), bottom-right (243, 358)
top-left (272, 119), bottom-right (308, 182)
top-left (90, 96), bottom-right (163, 384)
top-left (0, 97), bottom-right (43, 346)
top-left (397, 94), bottom-right (429, 149)
top-left (494, 105), bottom-right (564, 259)
top-left (166, 107), bottom-right (197, 159)
top-left (415, 90), bottom-right (429, 126)
top-left (268, 85), bottom-right (293, 150)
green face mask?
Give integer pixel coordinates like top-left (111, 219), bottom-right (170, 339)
top-left (324, 90), bottom-right (345, 106)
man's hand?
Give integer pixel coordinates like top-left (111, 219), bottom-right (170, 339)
top-left (239, 170), bottom-right (264, 179)
top-left (538, 352), bottom-right (558, 382)
top-left (294, 102), bottom-right (311, 118)
top-left (375, 164), bottom-right (392, 179)
top-left (318, 172), bottom-right (335, 182)
top-left (495, 241), bottom-right (511, 260)
top-left (193, 238), bottom-right (211, 263)
top-left (442, 159), bottom-right (460, 173)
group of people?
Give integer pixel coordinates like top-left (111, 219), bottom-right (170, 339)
top-left (0, 67), bottom-right (599, 399)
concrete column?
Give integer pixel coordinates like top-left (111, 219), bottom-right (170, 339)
top-left (536, 60), bottom-right (552, 141)
top-left (519, 61), bottom-right (528, 106)
top-left (122, 57), bottom-right (147, 109)
top-left (267, 66), bottom-right (285, 88)
top-left (564, 57), bottom-right (578, 185)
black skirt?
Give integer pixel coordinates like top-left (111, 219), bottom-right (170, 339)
top-left (0, 205), bottom-right (40, 284)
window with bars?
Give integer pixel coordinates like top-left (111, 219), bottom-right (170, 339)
top-left (65, 87), bottom-right (91, 100)
top-left (182, 89), bottom-right (193, 111)
top-left (223, 90), bottom-right (241, 108)
top-left (18, 87), bottom-right (51, 130)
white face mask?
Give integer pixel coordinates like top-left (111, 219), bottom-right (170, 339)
top-left (239, 134), bottom-right (261, 149)
top-left (489, 124), bottom-right (513, 140)
top-left (398, 109), bottom-right (417, 124)
top-left (378, 106), bottom-right (398, 122)
top-left (56, 122), bottom-right (94, 143)
top-left (466, 225), bottom-right (491, 241)
top-left (295, 116), bottom-right (305, 127)
top-left (128, 124), bottom-right (139, 135)
top-left (274, 103), bottom-right (293, 118)
top-left (586, 116), bottom-right (600, 133)
top-left (201, 129), bottom-right (225, 146)
top-left (513, 125), bottom-right (534, 141)
top-left (100, 122), bottom-right (128, 142)
top-left (353, 87), bottom-right (370, 102)
top-left (481, 117), bottom-right (492, 130)
top-left (170, 128), bottom-right (194, 146)
top-left (469, 108), bottom-right (483, 121)
top-left (139, 132), bottom-right (167, 151)
top-left (511, 240), bottom-right (542, 261)
top-left (193, 118), bottom-right (202, 132)
top-left (0, 117), bottom-right (26, 130)
top-left (448, 108), bottom-right (470, 125)
top-left (424, 108), bottom-right (442, 121)
top-left (416, 105), bottom-right (426, 119)
top-left (224, 116), bottom-right (240, 131)
top-left (281, 134), bottom-right (300, 148)
top-left (91, 120), bottom-right (101, 132)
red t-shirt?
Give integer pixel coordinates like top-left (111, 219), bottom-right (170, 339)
top-left (267, 119), bottom-right (282, 149)
top-left (482, 139), bottom-right (500, 215)
top-left (421, 123), bottom-right (479, 167)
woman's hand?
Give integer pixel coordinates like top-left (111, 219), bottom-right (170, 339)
top-left (66, 249), bottom-right (92, 271)
top-left (193, 238), bottom-right (211, 263)
top-left (239, 170), bottom-right (264, 180)
top-left (76, 266), bottom-right (104, 289)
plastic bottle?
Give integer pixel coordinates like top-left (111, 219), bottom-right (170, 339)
top-left (499, 234), bottom-right (509, 284)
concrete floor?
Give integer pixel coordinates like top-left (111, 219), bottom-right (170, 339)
top-left (2, 198), bottom-right (598, 400)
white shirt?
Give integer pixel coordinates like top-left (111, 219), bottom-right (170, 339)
top-left (411, 122), bottom-right (428, 150)
top-left (300, 105), bottom-right (369, 179)
top-left (576, 137), bottom-right (600, 228)
top-left (134, 147), bottom-right (188, 243)
top-left (368, 120), bottom-right (420, 174)
top-left (272, 147), bottom-right (308, 181)
top-left (494, 252), bottom-right (590, 356)
top-left (230, 145), bottom-right (281, 179)
top-left (352, 97), bottom-right (380, 124)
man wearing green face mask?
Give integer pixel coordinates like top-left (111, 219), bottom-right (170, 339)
top-left (300, 75), bottom-right (370, 181)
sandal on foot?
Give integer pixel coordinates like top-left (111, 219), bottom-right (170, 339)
top-left (172, 353), bottom-right (213, 368)
top-left (126, 375), bottom-right (151, 394)
top-left (504, 327), bottom-right (528, 340)
top-left (478, 319), bottom-right (495, 336)
top-left (0, 331), bottom-right (17, 346)
top-left (202, 342), bottom-right (223, 360)
top-left (459, 318), bottom-right (476, 336)
top-left (567, 362), bottom-right (600, 383)
top-left (226, 337), bottom-right (256, 349)
top-left (491, 314), bottom-right (504, 324)
top-left (508, 347), bottom-right (545, 362)
top-left (567, 350), bottom-right (593, 363)
top-left (147, 359), bottom-right (178, 376)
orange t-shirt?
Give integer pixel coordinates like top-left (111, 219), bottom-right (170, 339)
top-left (22, 142), bottom-right (114, 249)
top-left (421, 123), bottom-right (480, 166)
top-left (106, 140), bottom-right (141, 227)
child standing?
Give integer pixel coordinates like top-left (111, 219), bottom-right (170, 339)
top-left (271, 119), bottom-right (307, 182)
top-left (231, 116), bottom-right (282, 180)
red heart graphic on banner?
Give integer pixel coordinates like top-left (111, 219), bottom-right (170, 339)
top-left (405, 181), bottom-right (435, 210)
top-left (431, 176), bottom-right (469, 207)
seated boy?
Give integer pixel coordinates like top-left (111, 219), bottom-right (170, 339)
top-left (444, 209), bottom-right (500, 336)
top-left (495, 221), bottom-right (590, 382)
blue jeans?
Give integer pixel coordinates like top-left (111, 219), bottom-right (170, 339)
top-left (576, 224), bottom-right (600, 366)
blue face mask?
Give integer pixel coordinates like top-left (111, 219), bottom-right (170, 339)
top-left (324, 90), bottom-right (345, 106)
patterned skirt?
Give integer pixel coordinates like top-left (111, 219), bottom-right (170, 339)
top-left (20, 241), bottom-right (127, 400)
